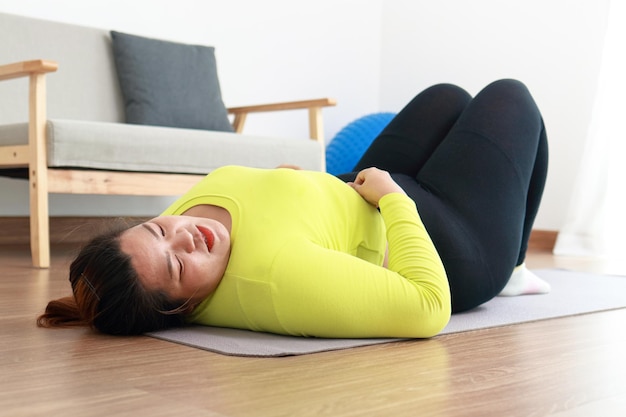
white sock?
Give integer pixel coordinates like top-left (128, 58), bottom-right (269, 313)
top-left (498, 263), bottom-right (551, 297)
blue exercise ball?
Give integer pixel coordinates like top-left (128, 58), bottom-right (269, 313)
top-left (326, 112), bottom-right (395, 175)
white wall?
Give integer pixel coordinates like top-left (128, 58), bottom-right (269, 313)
top-left (0, 0), bottom-right (611, 230)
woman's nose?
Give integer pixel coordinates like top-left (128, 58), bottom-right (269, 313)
top-left (171, 229), bottom-right (195, 253)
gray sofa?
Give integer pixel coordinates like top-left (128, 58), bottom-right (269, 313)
top-left (0, 12), bottom-right (335, 268)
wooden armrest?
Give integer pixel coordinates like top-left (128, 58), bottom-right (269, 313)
top-left (0, 60), bottom-right (58, 81)
top-left (227, 97), bottom-right (336, 143)
top-left (227, 97), bottom-right (336, 115)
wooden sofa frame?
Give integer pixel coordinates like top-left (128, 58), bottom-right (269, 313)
top-left (0, 59), bottom-right (335, 268)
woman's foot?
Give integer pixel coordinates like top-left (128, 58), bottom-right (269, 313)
top-left (498, 263), bottom-right (551, 296)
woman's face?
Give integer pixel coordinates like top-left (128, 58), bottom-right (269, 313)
top-left (119, 215), bottom-right (231, 307)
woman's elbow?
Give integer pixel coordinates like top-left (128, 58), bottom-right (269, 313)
top-left (410, 298), bottom-right (452, 338)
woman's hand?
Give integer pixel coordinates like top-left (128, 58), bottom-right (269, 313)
top-left (347, 167), bottom-right (406, 207)
top-left (276, 164), bottom-right (302, 170)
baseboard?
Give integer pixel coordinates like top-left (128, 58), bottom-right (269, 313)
top-left (527, 229), bottom-right (558, 253)
top-left (0, 216), bottom-right (560, 252)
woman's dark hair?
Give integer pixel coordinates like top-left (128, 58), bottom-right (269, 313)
top-left (37, 226), bottom-right (186, 335)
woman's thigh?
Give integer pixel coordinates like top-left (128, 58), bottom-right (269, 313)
top-left (353, 84), bottom-right (471, 176)
top-left (414, 80), bottom-right (545, 310)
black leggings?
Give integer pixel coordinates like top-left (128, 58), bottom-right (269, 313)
top-left (337, 79), bottom-right (548, 313)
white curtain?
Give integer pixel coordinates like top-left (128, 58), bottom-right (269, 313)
top-left (553, 0), bottom-right (626, 261)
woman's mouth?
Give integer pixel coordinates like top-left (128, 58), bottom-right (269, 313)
top-left (196, 226), bottom-right (215, 251)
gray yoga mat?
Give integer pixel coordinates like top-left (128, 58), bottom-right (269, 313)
top-left (147, 269), bottom-right (626, 357)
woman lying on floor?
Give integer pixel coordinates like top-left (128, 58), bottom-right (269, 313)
top-left (38, 79), bottom-right (550, 337)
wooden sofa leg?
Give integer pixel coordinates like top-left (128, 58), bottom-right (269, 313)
top-left (29, 175), bottom-right (50, 268)
top-left (29, 73), bottom-right (50, 268)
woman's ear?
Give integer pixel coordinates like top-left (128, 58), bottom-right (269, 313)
top-left (183, 303), bottom-right (199, 315)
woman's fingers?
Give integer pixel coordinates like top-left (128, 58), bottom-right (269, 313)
top-left (348, 168), bottom-right (405, 207)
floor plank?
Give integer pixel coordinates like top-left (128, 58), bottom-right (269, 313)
top-left (1, 244), bottom-right (625, 416)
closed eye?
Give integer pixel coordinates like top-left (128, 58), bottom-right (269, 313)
top-left (141, 222), bottom-right (176, 281)
top-left (156, 223), bottom-right (182, 279)
top-left (175, 255), bottom-right (183, 279)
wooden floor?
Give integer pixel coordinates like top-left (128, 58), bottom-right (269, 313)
top-left (1, 244), bottom-right (625, 417)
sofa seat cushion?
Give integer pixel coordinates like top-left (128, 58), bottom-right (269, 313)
top-left (0, 120), bottom-right (322, 173)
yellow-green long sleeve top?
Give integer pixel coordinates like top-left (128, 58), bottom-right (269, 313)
top-left (161, 166), bottom-right (451, 338)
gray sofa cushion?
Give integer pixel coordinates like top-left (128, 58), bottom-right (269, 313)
top-left (0, 121), bottom-right (322, 174)
top-left (110, 31), bottom-right (233, 132)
